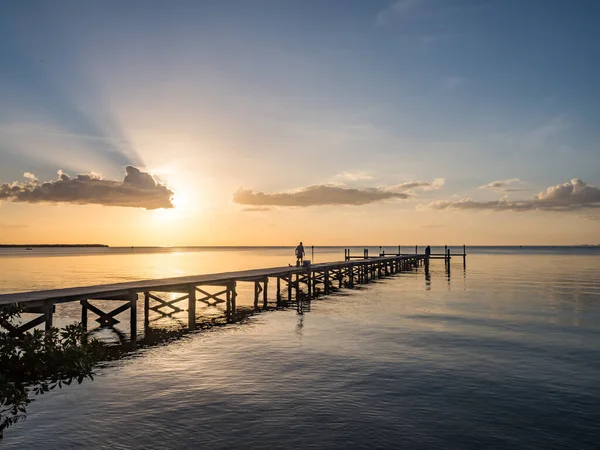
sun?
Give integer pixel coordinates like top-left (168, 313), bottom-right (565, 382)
top-left (150, 189), bottom-right (191, 222)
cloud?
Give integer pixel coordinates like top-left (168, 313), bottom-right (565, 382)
top-left (430, 179), bottom-right (600, 213)
top-left (0, 222), bottom-right (29, 229)
top-left (337, 171), bottom-right (374, 181)
top-left (242, 207), bottom-right (271, 212)
top-left (386, 178), bottom-right (445, 192)
top-left (0, 166), bottom-right (174, 209)
top-left (478, 178), bottom-right (523, 191)
top-left (233, 185), bottom-right (410, 207)
top-left (23, 172), bottom-right (37, 182)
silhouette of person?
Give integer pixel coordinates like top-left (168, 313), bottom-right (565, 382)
top-left (425, 245), bottom-right (431, 259)
top-left (295, 242), bottom-right (305, 266)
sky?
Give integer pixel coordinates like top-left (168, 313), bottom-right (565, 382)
top-left (1, 0), bottom-right (599, 246)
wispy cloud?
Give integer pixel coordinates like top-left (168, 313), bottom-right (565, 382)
top-left (242, 207), bottom-right (271, 212)
top-left (430, 179), bottom-right (600, 213)
top-left (478, 178), bottom-right (525, 192)
top-left (0, 222), bottom-right (29, 229)
top-left (336, 171), bottom-right (374, 181)
top-left (0, 166), bottom-right (174, 209)
top-left (386, 178), bottom-right (445, 192)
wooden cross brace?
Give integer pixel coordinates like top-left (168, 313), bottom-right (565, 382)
top-left (293, 273), bottom-right (311, 286)
top-left (148, 293), bottom-right (188, 313)
top-left (81, 299), bottom-right (132, 327)
top-left (0, 313), bottom-right (46, 336)
top-left (279, 274), bottom-right (293, 284)
top-left (195, 286), bottom-right (228, 306)
top-left (0, 304), bottom-right (54, 336)
top-left (311, 272), bottom-right (326, 284)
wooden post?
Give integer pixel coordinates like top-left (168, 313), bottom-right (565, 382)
top-left (254, 281), bottom-right (260, 309)
top-left (188, 286), bottom-right (196, 330)
top-left (415, 245), bottom-right (418, 254)
top-left (144, 292), bottom-right (150, 327)
top-left (130, 292), bottom-right (137, 341)
top-left (276, 276), bottom-right (281, 306)
top-left (226, 284), bottom-right (232, 321)
top-left (311, 245), bottom-right (314, 263)
top-left (307, 268), bottom-right (312, 300)
top-left (231, 281), bottom-right (237, 319)
top-left (81, 299), bottom-right (88, 331)
top-left (463, 244), bottom-right (467, 270)
top-left (398, 245), bottom-right (401, 255)
top-left (445, 245), bottom-right (448, 264)
top-left (263, 278), bottom-right (268, 309)
top-left (45, 302), bottom-right (53, 332)
top-left (288, 274), bottom-right (293, 301)
top-left (324, 269), bottom-right (330, 295)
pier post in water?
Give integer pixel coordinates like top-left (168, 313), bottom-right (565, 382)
top-left (276, 276), bottom-right (281, 306)
top-left (81, 299), bottom-right (88, 331)
top-left (144, 292), bottom-right (150, 328)
top-left (44, 302), bottom-right (54, 331)
top-left (263, 278), bottom-right (268, 309)
top-left (254, 281), bottom-right (261, 309)
top-left (130, 292), bottom-right (137, 342)
top-left (231, 281), bottom-right (237, 319)
top-left (187, 286), bottom-right (196, 330)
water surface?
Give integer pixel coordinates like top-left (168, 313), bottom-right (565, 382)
top-left (1, 249), bottom-right (599, 449)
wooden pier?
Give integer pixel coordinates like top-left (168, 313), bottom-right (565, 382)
top-left (0, 250), bottom-right (460, 339)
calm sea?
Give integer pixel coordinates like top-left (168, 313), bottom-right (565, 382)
top-left (1, 247), bottom-right (600, 449)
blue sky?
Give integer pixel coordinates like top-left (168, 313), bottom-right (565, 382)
top-left (1, 0), bottom-right (599, 244)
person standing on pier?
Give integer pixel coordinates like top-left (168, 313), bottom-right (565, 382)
top-left (295, 242), bottom-right (305, 266)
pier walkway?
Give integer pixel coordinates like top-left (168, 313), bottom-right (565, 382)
top-left (0, 251), bottom-right (458, 339)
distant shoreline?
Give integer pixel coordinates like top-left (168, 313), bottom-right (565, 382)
top-left (0, 244), bottom-right (109, 248)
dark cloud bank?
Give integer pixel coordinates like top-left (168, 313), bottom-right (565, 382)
top-left (0, 166), bottom-right (174, 209)
top-left (431, 179), bottom-right (600, 212)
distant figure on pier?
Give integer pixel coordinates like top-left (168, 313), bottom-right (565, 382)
top-left (425, 245), bottom-right (431, 259)
top-left (295, 242), bottom-right (305, 266)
